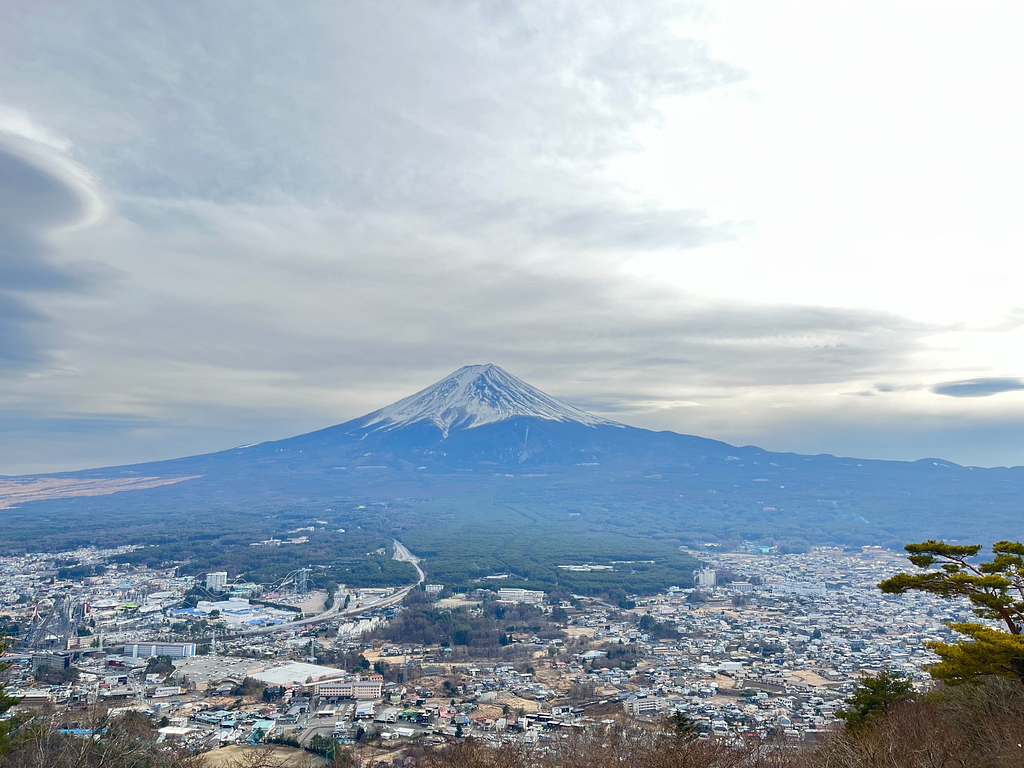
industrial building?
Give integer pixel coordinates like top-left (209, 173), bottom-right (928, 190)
top-left (247, 661), bottom-right (349, 688)
top-left (496, 588), bottom-right (544, 605)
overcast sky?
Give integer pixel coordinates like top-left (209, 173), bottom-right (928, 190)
top-left (1, 1), bottom-right (1022, 474)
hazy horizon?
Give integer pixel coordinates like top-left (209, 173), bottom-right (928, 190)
top-left (5, 361), bottom-right (1021, 476)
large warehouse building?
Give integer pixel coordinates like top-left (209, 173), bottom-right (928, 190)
top-left (123, 642), bottom-right (196, 659)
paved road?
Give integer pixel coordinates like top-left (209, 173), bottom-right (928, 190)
top-left (207, 540), bottom-right (425, 640)
top-left (392, 539), bottom-right (425, 583)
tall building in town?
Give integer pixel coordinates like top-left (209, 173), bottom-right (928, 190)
top-left (124, 642), bottom-right (196, 659)
top-left (206, 571), bottom-right (228, 591)
top-left (693, 568), bottom-right (717, 588)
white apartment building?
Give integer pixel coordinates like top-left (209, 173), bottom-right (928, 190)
top-left (124, 642), bottom-right (196, 659)
top-left (623, 696), bottom-right (667, 716)
top-left (316, 677), bottom-right (384, 700)
top-left (206, 571), bottom-right (228, 591)
top-left (693, 568), bottom-right (717, 588)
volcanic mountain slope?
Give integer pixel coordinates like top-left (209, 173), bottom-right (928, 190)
top-left (145, 363), bottom-right (754, 471)
top-left (219, 363), bottom-right (629, 467)
top-left (3, 364), bottom-right (1023, 557)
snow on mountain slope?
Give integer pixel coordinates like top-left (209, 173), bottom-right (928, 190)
top-left (361, 364), bottom-right (619, 437)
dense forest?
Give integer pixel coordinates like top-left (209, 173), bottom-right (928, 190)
top-left (5, 485), bottom-right (701, 594)
top-left (400, 497), bottom-right (700, 594)
top-left (109, 530), bottom-right (418, 589)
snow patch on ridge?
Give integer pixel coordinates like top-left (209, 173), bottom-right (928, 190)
top-left (362, 364), bottom-right (619, 437)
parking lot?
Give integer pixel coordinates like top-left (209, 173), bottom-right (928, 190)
top-left (173, 655), bottom-right (263, 687)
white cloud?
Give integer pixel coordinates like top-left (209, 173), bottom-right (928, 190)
top-left (0, 105), bottom-right (72, 151)
top-left (0, 1), bottom-right (1021, 472)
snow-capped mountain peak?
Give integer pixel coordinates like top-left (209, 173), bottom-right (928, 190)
top-left (361, 364), bottom-right (618, 436)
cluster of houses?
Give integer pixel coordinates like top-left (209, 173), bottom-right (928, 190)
top-left (543, 546), bottom-right (966, 740)
top-left (1, 541), bottom-right (984, 754)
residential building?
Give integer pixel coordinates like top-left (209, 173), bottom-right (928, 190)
top-left (206, 571), bottom-right (228, 592)
top-left (623, 696), bottom-right (667, 716)
top-left (124, 642), bottom-right (196, 659)
top-left (693, 568), bottom-right (717, 588)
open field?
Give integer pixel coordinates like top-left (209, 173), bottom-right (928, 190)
top-left (0, 475), bottom-right (198, 509)
top-left (203, 744), bottom-right (327, 767)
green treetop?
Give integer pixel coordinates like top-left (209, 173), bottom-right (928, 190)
top-left (836, 670), bottom-right (913, 729)
top-left (0, 635), bottom-right (23, 756)
top-left (879, 540), bottom-right (1024, 684)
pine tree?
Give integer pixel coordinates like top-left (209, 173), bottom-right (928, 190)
top-left (835, 670), bottom-right (913, 729)
top-left (0, 635), bottom-right (22, 756)
top-left (879, 540), bottom-right (1024, 684)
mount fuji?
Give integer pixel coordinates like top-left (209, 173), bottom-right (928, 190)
top-left (362, 364), bottom-right (617, 435)
top-left (199, 363), bottom-right (645, 469)
top-left (3, 364), bottom-right (1023, 565)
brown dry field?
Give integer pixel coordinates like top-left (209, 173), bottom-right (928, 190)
top-left (435, 597), bottom-right (483, 610)
top-left (790, 670), bottom-right (841, 688)
top-left (562, 626), bottom-right (597, 639)
top-left (0, 475), bottom-right (199, 509)
top-left (203, 744), bottom-right (327, 767)
top-left (493, 690), bottom-right (543, 713)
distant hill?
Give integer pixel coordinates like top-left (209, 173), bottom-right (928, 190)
top-left (2, 364), bottom-right (1021, 591)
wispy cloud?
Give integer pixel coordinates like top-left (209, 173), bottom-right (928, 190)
top-left (0, 141), bottom-right (110, 373)
top-left (932, 377), bottom-right (1024, 398)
